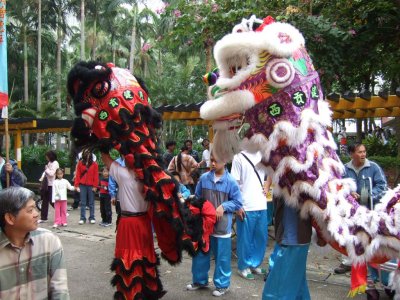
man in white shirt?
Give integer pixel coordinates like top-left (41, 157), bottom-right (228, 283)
top-left (201, 138), bottom-right (211, 169)
top-left (231, 150), bottom-right (268, 280)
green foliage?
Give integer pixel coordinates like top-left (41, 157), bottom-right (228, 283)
top-left (362, 136), bottom-right (397, 157)
top-left (22, 145), bottom-right (71, 168)
top-left (368, 156), bottom-right (400, 169)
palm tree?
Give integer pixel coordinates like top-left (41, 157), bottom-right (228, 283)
top-left (107, 0), bottom-right (149, 73)
top-left (36, 0), bottom-right (42, 112)
top-left (80, 0), bottom-right (85, 60)
top-left (8, 0), bottom-right (36, 104)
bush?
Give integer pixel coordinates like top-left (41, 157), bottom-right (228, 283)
top-left (22, 145), bottom-right (71, 168)
top-left (362, 136), bottom-right (397, 157)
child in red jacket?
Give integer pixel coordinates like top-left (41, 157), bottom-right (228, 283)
top-left (74, 149), bottom-right (99, 224)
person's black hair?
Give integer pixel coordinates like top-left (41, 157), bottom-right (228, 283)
top-left (165, 141), bottom-right (176, 149)
top-left (177, 145), bottom-right (189, 172)
top-left (348, 143), bottom-right (365, 154)
top-left (82, 149), bottom-right (94, 166)
top-left (0, 187), bottom-right (35, 229)
top-left (201, 138), bottom-right (209, 146)
top-left (45, 150), bottom-right (57, 162)
top-left (184, 139), bottom-right (193, 146)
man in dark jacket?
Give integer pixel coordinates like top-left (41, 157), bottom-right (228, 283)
top-left (334, 143), bottom-right (387, 278)
top-left (0, 160), bottom-right (26, 189)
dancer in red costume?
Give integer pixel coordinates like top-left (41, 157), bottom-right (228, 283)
top-left (67, 61), bottom-right (216, 299)
top-left (102, 153), bottom-right (165, 299)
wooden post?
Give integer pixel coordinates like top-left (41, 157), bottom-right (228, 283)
top-left (4, 117), bottom-right (9, 187)
top-left (208, 124), bottom-right (214, 142)
top-left (15, 129), bottom-right (21, 169)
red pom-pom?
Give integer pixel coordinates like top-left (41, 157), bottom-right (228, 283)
top-left (256, 16), bottom-right (275, 32)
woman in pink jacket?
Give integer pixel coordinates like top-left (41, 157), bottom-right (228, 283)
top-left (39, 150), bottom-right (59, 223)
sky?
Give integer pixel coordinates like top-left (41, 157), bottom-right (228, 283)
top-left (141, 0), bottom-right (164, 11)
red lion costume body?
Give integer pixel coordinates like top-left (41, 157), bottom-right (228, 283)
top-left (67, 61), bottom-right (216, 299)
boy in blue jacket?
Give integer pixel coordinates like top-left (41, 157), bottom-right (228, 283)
top-left (186, 153), bottom-right (242, 297)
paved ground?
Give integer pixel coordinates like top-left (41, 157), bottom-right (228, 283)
top-left (39, 199), bottom-right (392, 299)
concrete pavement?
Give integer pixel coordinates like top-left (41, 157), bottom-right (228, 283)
top-left (39, 199), bottom-right (390, 299)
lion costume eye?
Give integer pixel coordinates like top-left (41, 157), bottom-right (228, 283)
top-left (265, 58), bottom-right (295, 89)
top-left (91, 80), bottom-right (110, 98)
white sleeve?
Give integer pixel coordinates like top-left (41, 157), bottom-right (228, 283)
top-left (109, 162), bottom-right (120, 182)
top-left (230, 155), bottom-right (241, 182)
top-left (65, 179), bottom-right (75, 191)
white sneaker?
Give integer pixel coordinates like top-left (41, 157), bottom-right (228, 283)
top-left (38, 220), bottom-right (47, 224)
top-left (52, 224), bottom-right (58, 228)
top-left (212, 287), bottom-right (228, 297)
top-left (89, 219), bottom-right (96, 224)
top-left (238, 268), bottom-right (254, 280)
top-left (186, 283), bottom-right (208, 291)
top-left (78, 220), bottom-right (85, 225)
top-left (62, 223), bottom-right (68, 227)
top-left (251, 267), bottom-right (267, 275)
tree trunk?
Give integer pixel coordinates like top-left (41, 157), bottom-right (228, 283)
top-left (91, 3), bottom-right (97, 60)
top-left (23, 23), bottom-right (29, 146)
top-left (356, 119), bottom-right (363, 143)
top-left (129, 21), bottom-right (136, 72)
top-left (143, 56), bottom-right (148, 78)
top-left (394, 117), bottom-right (400, 185)
top-left (80, 0), bottom-right (85, 60)
top-left (56, 8), bottom-right (63, 149)
top-left (157, 49), bottom-right (163, 76)
top-left (205, 44), bottom-right (212, 73)
top-left (23, 25), bottom-right (28, 104)
top-left (36, 0), bottom-right (42, 112)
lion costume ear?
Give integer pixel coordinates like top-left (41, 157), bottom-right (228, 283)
top-left (259, 22), bottom-right (305, 57)
top-left (214, 20), bottom-right (305, 64)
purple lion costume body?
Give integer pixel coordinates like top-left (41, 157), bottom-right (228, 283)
top-left (200, 15), bottom-right (400, 296)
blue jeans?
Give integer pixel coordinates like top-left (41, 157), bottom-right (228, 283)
top-left (80, 184), bottom-right (95, 221)
top-left (263, 243), bottom-right (310, 300)
top-left (192, 236), bottom-right (231, 289)
top-left (236, 209), bottom-right (268, 271)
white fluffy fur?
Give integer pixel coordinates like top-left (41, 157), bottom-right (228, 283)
top-left (216, 48), bottom-right (259, 91)
top-left (232, 15), bottom-right (263, 33)
top-left (214, 22), bottom-right (305, 64)
top-left (210, 120), bottom-right (243, 163)
top-left (211, 128), bottom-right (242, 164)
top-left (200, 90), bottom-right (255, 120)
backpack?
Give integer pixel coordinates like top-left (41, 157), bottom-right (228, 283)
top-left (17, 168), bottom-right (27, 186)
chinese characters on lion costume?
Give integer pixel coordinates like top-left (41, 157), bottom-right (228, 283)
top-left (200, 15), bottom-right (400, 296)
